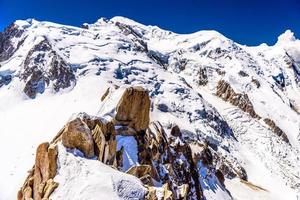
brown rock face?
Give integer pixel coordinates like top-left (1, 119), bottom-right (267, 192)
top-left (216, 80), bottom-right (289, 145)
top-left (264, 118), bottom-right (290, 144)
top-left (115, 86), bottom-right (150, 131)
top-left (19, 113), bottom-right (120, 199)
top-left (43, 179), bottom-right (59, 199)
top-left (62, 118), bottom-right (95, 158)
top-left (101, 87), bottom-right (110, 101)
top-left (18, 142), bottom-right (58, 200)
top-left (134, 122), bottom-right (204, 200)
top-left (92, 123), bottom-right (117, 166)
top-left (126, 165), bottom-right (152, 178)
top-left (33, 143), bottom-right (58, 200)
top-left (216, 80), bottom-right (260, 119)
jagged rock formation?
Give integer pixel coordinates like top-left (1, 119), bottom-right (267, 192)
top-left (115, 86), bottom-right (150, 131)
top-left (18, 143), bottom-right (58, 200)
top-left (263, 118), bottom-right (289, 143)
top-left (61, 118), bottom-right (95, 158)
top-left (198, 67), bottom-right (208, 86)
top-left (216, 80), bottom-right (290, 144)
top-left (0, 22), bottom-right (25, 62)
top-left (18, 86), bottom-right (233, 200)
top-left (137, 123), bottom-right (203, 199)
top-left (21, 38), bottom-right (75, 98)
top-left (216, 80), bottom-right (260, 119)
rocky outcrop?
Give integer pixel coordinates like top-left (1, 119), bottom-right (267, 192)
top-left (18, 113), bottom-right (119, 199)
top-left (216, 80), bottom-right (260, 119)
top-left (198, 67), bottom-right (208, 86)
top-left (115, 86), bottom-right (150, 131)
top-left (61, 113), bottom-right (117, 164)
top-left (0, 74), bottom-right (12, 87)
top-left (62, 118), bottom-right (95, 158)
top-left (251, 78), bottom-right (260, 88)
top-left (115, 21), bottom-right (172, 69)
top-left (18, 143), bottom-right (58, 200)
top-left (101, 87), bottom-right (110, 101)
top-left (18, 86), bottom-right (234, 200)
top-left (215, 153), bottom-right (247, 181)
top-left (92, 123), bottom-right (117, 165)
top-left (21, 38), bottom-right (75, 98)
top-left (0, 22), bottom-right (25, 62)
top-left (216, 80), bottom-right (290, 145)
top-left (263, 118), bottom-right (290, 144)
top-left (134, 122), bottom-right (204, 200)
top-left (115, 22), bottom-right (148, 53)
top-left (238, 70), bottom-right (249, 77)
top-left (145, 184), bottom-right (173, 200)
top-left (126, 165), bottom-right (152, 179)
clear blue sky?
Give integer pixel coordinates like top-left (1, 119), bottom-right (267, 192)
top-left (1, 0), bottom-right (299, 45)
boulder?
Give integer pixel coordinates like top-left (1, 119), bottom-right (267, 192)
top-left (62, 118), bottom-right (95, 158)
top-left (177, 184), bottom-right (189, 199)
top-left (115, 86), bottom-right (150, 131)
top-left (126, 165), bottom-right (152, 178)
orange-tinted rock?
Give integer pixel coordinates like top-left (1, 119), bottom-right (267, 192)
top-left (43, 179), bottom-right (59, 199)
top-left (33, 142), bottom-right (58, 200)
top-left (62, 118), bottom-right (95, 158)
top-left (115, 86), bottom-right (150, 131)
top-left (92, 124), bottom-right (117, 166)
top-left (126, 165), bottom-right (152, 178)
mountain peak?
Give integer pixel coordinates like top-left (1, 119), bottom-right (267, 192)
top-left (1, 16), bottom-right (300, 200)
top-left (110, 16), bottom-right (147, 28)
top-left (277, 29), bottom-right (297, 44)
top-left (13, 18), bottom-right (38, 29)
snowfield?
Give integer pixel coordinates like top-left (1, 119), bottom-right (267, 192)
top-left (51, 144), bottom-right (146, 200)
top-left (0, 16), bottom-right (300, 199)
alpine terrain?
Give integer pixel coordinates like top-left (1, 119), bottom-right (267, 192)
top-left (0, 17), bottom-right (300, 200)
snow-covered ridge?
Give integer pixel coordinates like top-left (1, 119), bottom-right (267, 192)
top-left (0, 16), bottom-right (300, 200)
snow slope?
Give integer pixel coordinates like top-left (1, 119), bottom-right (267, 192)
top-left (0, 16), bottom-right (300, 199)
top-left (51, 144), bottom-right (146, 200)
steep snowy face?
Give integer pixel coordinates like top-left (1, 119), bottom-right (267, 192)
top-left (0, 16), bottom-right (300, 200)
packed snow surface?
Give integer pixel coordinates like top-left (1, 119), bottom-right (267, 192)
top-left (51, 144), bottom-right (146, 200)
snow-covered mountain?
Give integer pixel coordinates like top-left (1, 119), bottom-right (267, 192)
top-left (0, 16), bottom-right (300, 200)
